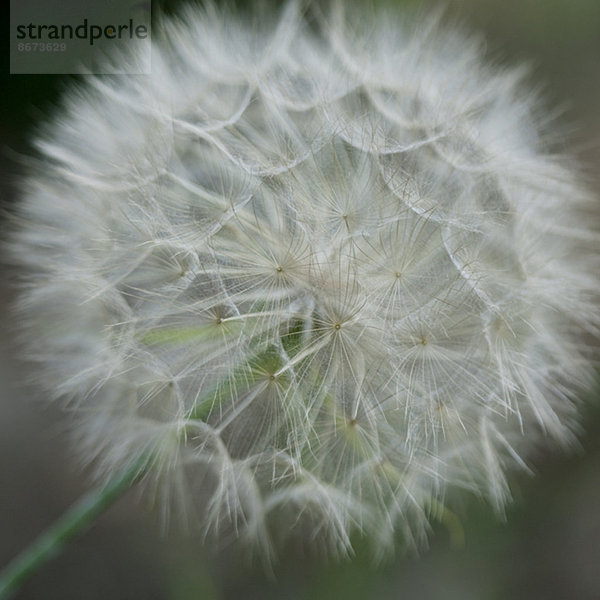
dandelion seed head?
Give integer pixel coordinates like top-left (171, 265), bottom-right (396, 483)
top-left (10, 1), bottom-right (599, 558)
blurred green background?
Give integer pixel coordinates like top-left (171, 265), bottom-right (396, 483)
top-left (1, 1), bottom-right (599, 599)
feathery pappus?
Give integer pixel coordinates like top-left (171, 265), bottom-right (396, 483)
top-left (10, 1), bottom-right (599, 559)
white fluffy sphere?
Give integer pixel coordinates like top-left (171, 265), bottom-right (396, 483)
top-left (12, 1), bottom-right (599, 557)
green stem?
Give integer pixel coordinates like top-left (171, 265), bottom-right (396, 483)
top-left (0, 458), bottom-right (148, 600)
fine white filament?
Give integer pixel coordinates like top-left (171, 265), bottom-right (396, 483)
top-left (12, 1), bottom-right (599, 559)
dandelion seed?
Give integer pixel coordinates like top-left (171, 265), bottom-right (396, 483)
top-left (10, 0), bottom-right (599, 559)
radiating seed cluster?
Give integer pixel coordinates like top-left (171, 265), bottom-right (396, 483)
top-left (12, 2), bottom-right (598, 557)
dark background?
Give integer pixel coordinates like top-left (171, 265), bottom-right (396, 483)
top-left (1, 1), bottom-right (599, 598)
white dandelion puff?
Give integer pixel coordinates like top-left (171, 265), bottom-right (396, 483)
top-left (9, 0), bottom-right (599, 559)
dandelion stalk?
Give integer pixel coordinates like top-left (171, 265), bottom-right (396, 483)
top-left (0, 459), bottom-right (147, 600)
